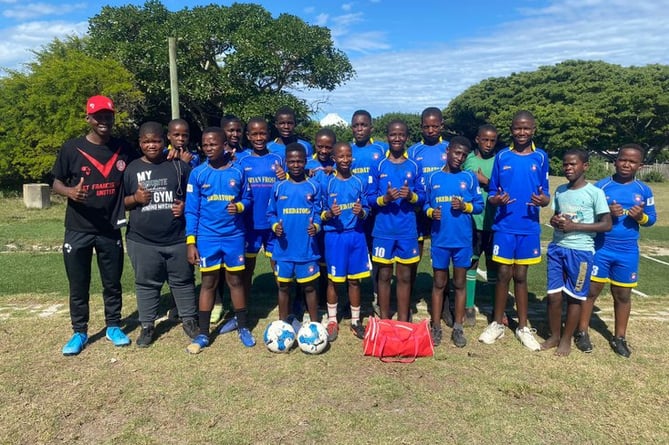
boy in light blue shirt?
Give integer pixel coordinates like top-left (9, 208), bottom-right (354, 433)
top-left (542, 149), bottom-right (611, 356)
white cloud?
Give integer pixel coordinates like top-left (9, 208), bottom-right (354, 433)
top-left (3, 2), bottom-right (86, 20)
top-left (341, 2), bottom-right (353, 12)
top-left (0, 20), bottom-right (87, 69)
top-left (314, 13), bottom-right (329, 26)
top-left (299, 0), bottom-right (669, 119)
top-left (328, 12), bottom-right (389, 54)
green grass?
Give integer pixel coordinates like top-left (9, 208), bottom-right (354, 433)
top-left (0, 183), bottom-right (668, 444)
top-left (0, 195), bottom-right (66, 251)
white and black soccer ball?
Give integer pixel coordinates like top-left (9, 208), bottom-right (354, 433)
top-left (297, 322), bottom-right (328, 354)
top-left (263, 320), bottom-right (296, 353)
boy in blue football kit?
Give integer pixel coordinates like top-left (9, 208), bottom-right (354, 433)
top-left (408, 107), bottom-right (450, 321)
top-left (221, 115), bottom-right (249, 162)
top-left (238, 118), bottom-right (285, 304)
top-left (185, 127), bottom-right (255, 353)
top-left (267, 143), bottom-right (323, 328)
top-left (350, 109), bottom-right (387, 181)
top-left (267, 106), bottom-right (313, 158)
top-left (350, 110), bottom-right (386, 310)
top-left (306, 128), bottom-right (336, 179)
top-left (369, 120), bottom-right (425, 322)
top-left (320, 142), bottom-right (372, 340)
top-left (575, 144), bottom-right (656, 357)
top-left (407, 107), bottom-right (449, 178)
top-left (424, 136), bottom-right (483, 347)
top-left (463, 124), bottom-right (499, 326)
top-left (479, 111), bottom-right (550, 351)
top-left (306, 128), bottom-right (336, 308)
top-left (542, 149), bottom-right (611, 356)
top-left (123, 122), bottom-right (199, 347)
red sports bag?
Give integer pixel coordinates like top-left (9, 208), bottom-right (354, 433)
top-left (363, 317), bottom-right (434, 363)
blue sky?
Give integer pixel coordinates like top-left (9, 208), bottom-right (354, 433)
top-left (1, 0), bottom-right (668, 120)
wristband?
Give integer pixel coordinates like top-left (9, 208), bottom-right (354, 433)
top-left (426, 208), bottom-right (434, 219)
top-left (638, 213), bottom-right (649, 225)
top-left (186, 235), bottom-right (196, 245)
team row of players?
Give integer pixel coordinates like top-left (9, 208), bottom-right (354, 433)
top-left (54, 98), bottom-right (655, 357)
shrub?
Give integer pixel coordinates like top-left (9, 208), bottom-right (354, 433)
top-left (549, 156), bottom-right (563, 176)
top-left (641, 170), bottom-right (665, 183)
top-left (585, 155), bottom-right (610, 181)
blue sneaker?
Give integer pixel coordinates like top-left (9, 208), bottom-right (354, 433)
top-left (219, 316), bottom-right (238, 334)
top-left (106, 327), bottom-right (131, 346)
top-left (238, 327), bottom-right (256, 347)
top-left (186, 334), bottom-right (210, 354)
top-left (62, 332), bottom-right (88, 356)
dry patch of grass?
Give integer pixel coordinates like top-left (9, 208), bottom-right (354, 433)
top-left (0, 294), bottom-right (668, 444)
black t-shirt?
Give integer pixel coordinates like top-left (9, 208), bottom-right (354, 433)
top-left (52, 136), bottom-right (137, 234)
top-left (123, 158), bottom-right (191, 246)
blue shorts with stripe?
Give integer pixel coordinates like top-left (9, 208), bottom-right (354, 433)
top-left (591, 245), bottom-right (639, 287)
top-left (197, 236), bottom-right (245, 272)
top-left (245, 228), bottom-right (275, 257)
top-left (431, 245), bottom-right (472, 270)
top-left (492, 232), bottom-right (541, 265)
top-left (275, 260), bottom-right (320, 284)
top-left (325, 230), bottom-right (371, 283)
top-left (546, 243), bottom-right (593, 300)
top-left (372, 237), bottom-right (420, 265)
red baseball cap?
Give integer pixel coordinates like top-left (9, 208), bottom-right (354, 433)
top-left (86, 95), bottom-right (115, 114)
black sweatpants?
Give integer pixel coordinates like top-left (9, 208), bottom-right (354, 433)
top-left (63, 229), bottom-right (124, 333)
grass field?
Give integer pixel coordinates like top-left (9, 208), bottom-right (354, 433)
top-left (1, 178), bottom-right (668, 444)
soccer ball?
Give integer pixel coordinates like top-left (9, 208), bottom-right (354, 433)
top-left (297, 322), bottom-right (329, 354)
top-left (263, 320), bottom-right (296, 353)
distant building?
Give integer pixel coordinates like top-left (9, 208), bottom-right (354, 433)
top-left (319, 113), bottom-right (347, 127)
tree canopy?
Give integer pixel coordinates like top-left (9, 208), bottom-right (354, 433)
top-left (86, 0), bottom-right (354, 129)
top-left (0, 1), bottom-right (353, 183)
top-left (0, 38), bottom-right (143, 184)
top-left (444, 60), bottom-right (669, 161)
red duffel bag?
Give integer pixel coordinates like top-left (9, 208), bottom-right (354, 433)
top-left (363, 317), bottom-right (434, 363)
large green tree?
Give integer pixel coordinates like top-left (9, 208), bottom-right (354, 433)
top-left (372, 112), bottom-right (422, 144)
top-left (444, 60), bottom-right (669, 161)
top-left (86, 1), bottom-right (354, 130)
top-left (0, 38), bottom-right (143, 183)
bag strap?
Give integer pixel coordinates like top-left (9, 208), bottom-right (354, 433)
top-left (379, 335), bottom-right (419, 364)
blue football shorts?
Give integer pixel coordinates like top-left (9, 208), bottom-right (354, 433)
top-left (546, 243), bottom-right (593, 300)
top-left (492, 232), bottom-right (542, 265)
top-left (324, 230), bottom-right (371, 283)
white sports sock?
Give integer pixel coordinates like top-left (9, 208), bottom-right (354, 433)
top-left (327, 303), bottom-right (338, 323)
top-left (350, 305), bottom-right (361, 324)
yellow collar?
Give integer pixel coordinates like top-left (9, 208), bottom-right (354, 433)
top-left (385, 149), bottom-right (408, 159)
top-left (510, 141), bottom-right (536, 152)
